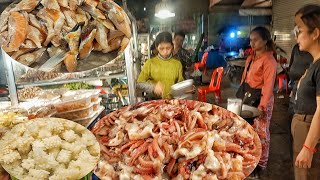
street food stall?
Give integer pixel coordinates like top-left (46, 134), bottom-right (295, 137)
top-left (0, 0), bottom-right (136, 178)
top-left (0, 0), bottom-right (264, 179)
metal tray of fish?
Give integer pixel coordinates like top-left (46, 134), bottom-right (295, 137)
top-left (28, 49), bottom-right (120, 73)
top-left (5, 50), bottom-right (125, 84)
top-left (0, 0), bottom-right (132, 77)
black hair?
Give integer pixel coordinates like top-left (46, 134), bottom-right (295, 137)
top-left (251, 26), bottom-right (276, 54)
top-left (150, 41), bottom-right (158, 56)
top-left (155, 32), bottom-right (173, 48)
top-left (174, 31), bottom-right (186, 39)
top-left (295, 4), bottom-right (320, 33)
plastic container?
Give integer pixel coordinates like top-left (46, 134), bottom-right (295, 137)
top-left (73, 111), bottom-right (97, 127)
top-left (87, 106), bottom-right (105, 128)
top-left (55, 103), bottom-right (94, 119)
top-left (0, 107), bottom-right (28, 115)
top-left (39, 88), bottom-right (68, 98)
top-left (27, 105), bottom-right (57, 119)
top-left (74, 105), bottom-right (104, 127)
top-left (0, 102), bottom-right (11, 109)
top-left (54, 94), bottom-right (91, 113)
top-left (93, 98), bottom-right (102, 111)
top-left (36, 95), bottom-right (61, 106)
top-left (227, 98), bottom-right (242, 115)
top-left (87, 89), bottom-right (100, 102)
top-left (63, 89), bottom-right (100, 102)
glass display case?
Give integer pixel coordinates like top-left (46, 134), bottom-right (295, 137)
top-left (1, 43), bottom-right (137, 106)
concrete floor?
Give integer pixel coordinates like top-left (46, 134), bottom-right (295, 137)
top-left (197, 73), bottom-right (294, 180)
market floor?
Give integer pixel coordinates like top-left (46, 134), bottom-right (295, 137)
top-left (195, 73), bottom-right (294, 180)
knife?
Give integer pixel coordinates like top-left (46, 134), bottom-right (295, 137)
top-left (38, 23), bottom-right (85, 72)
top-left (38, 50), bottom-right (66, 72)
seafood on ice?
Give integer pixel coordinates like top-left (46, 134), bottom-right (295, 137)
top-left (92, 100), bottom-right (262, 180)
top-left (0, 0), bottom-right (131, 72)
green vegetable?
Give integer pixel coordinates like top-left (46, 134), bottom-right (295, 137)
top-left (63, 82), bottom-right (93, 90)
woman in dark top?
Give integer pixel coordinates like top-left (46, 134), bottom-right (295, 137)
top-left (291, 4), bottom-right (320, 180)
top-left (288, 44), bottom-right (313, 85)
top-left (287, 43), bottom-right (313, 161)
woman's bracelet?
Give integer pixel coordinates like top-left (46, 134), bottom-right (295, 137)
top-left (303, 144), bottom-right (317, 153)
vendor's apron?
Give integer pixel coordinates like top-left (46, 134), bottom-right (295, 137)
top-left (291, 114), bottom-right (320, 180)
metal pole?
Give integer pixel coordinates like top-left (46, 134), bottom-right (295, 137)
top-left (147, 35), bottom-right (151, 60)
top-left (122, 0), bottom-right (138, 59)
top-left (201, 14), bottom-right (204, 34)
top-left (124, 43), bottom-right (136, 105)
top-left (1, 48), bottom-right (19, 106)
top-left (121, 0), bottom-right (138, 105)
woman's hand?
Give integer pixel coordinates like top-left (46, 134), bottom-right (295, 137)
top-left (289, 91), bottom-right (293, 98)
top-left (154, 82), bottom-right (164, 96)
top-left (257, 105), bottom-right (266, 116)
top-left (295, 148), bottom-right (314, 168)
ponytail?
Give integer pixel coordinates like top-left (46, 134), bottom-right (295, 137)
top-left (266, 39), bottom-right (276, 58)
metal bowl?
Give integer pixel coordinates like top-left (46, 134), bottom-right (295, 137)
top-left (240, 104), bottom-right (261, 118)
top-left (240, 104), bottom-right (261, 125)
top-left (171, 79), bottom-right (194, 97)
top-left (219, 103), bottom-right (261, 125)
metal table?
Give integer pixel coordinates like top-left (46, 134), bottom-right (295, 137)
top-left (226, 58), bottom-right (247, 86)
top-left (228, 59), bottom-right (246, 67)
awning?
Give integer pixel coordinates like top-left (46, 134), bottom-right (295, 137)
top-left (239, 8), bottom-right (272, 16)
top-left (240, 0), bottom-right (272, 16)
top-left (209, 0), bottom-right (272, 15)
top-left (241, 0), bottom-right (272, 8)
top-left (209, 0), bottom-right (222, 9)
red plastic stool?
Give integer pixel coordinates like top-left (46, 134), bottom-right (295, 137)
top-left (197, 67), bottom-right (224, 103)
top-left (277, 73), bottom-right (288, 94)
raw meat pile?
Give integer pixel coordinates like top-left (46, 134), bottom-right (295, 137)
top-left (92, 100), bottom-right (262, 180)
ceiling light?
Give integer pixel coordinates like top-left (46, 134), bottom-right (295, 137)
top-left (155, 9), bottom-right (175, 19)
top-left (230, 32), bottom-right (235, 38)
top-left (155, 0), bottom-right (175, 19)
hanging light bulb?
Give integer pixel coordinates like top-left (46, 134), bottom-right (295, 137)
top-left (155, 0), bottom-right (175, 19)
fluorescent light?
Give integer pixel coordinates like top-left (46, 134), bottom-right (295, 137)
top-left (237, 31), bottom-right (241, 35)
top-left (155, 9), bottom-right (175, 19)
top-left (155, 0), bottom-right (175, 19)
